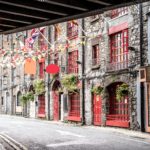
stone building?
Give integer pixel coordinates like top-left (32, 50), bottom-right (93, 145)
top-left (0, 2), bottom-right (150, 133)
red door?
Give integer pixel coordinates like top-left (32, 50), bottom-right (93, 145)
top-left (53, 91), bottom-right (59, 121)
top-left (67, 93), bottom-right (81, 121)
top-left (38, 95), bottom-right (45, 118)
top-left (106, 83), bottom-right (129, 128)
top-left (146, 83), bottom-right (150, 132)
top-left (93, 94), bottom-right (102, 125)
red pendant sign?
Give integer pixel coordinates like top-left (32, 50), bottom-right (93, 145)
top-left (46, 64), bottom-right (60, 74)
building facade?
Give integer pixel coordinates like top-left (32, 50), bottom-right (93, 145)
top-left (0, 3), bottom-right (150, 133)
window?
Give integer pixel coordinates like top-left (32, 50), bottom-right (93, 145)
top-left (67, 20), bottom-right (78, 39)
top-left (12, 67), bottom-right (17, 85)
top-left (39, 61), bottom-right (45, 79)
top-left (68, 50), bottom-right (78, 74)
top-left (111, 7), bottom-right (128, 19)
top-left (92, 44), bottom-right (100, 66)
top-left (1, 97), bottom-right (3, 105)
top-left (17, 92), bottom-right (21, 106)
top-left (108, 29), bottom-right (128, 71)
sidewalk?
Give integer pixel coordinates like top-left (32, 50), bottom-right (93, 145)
top-left (84, 126), bottom-right (150, 140)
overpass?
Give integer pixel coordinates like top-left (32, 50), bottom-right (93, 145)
top-left (0, 0), bottom-right (148, 34)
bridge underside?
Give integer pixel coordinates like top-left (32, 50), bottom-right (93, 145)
top-left (0, 0), bottom-right (148, 34)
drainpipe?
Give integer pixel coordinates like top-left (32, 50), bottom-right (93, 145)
top-left (81, 19), bottom-right (85, 125)
top-left (10, 34), bottom-right (13, 115)
top-left (47, 26), bottom-right (51, 120)
top-left (139, 2), bottom-right (145, 132)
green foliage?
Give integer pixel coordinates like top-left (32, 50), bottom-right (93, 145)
top-left (20, 92), bottom-right (34, 105)
top-left (33, 79), bottom-right (45, 96)
top-left (116, 83), bottom-right (129, 101)
top-left (61, 74), bottom-right (78, 92)
top-left (91, 85), bottom-right (103, 95)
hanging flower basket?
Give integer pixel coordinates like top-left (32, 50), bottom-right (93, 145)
top-left (61, 74), bottom-right (78, 93)
top-left (20, 92), bottom-right (34, 105)
top-left (116, 83), bottom-right (129, 101)
top-left (33, 79), bottom-right (45, 96)
top-left (91, 85), bottom-right (104, 95)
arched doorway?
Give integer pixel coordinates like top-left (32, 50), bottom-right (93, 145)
top-left (52, 80), bottom-right (61, 121)
top-left (16, 92), bottom-right (22, 115)
top-left (6, 92), bottom-right (10, 114)
top-left (106, 82), bottom-right (129, 128)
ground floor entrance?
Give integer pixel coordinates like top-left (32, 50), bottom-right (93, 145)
top-left (38, 95), bottom-right (45, 118)
top-left (68, 92), bottom-right (81, 122)
top-left (106, 82), bottom-right (129, 128)
top-left (93, 94), bottom-right (102, 126)
top-left (146, 83), bottom-right (150, 132)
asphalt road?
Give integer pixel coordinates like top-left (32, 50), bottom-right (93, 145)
top-left (0, 115), bottom-right (150, 150)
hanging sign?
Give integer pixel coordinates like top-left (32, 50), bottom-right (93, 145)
top-left (46, 64), bottom-right (60, 74)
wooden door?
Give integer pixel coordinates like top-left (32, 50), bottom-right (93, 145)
top-left (53, 91), bottom-right (59, 121)
top-left (67, 93), bottom-right (81, 121)
top-left (38, 95), bottom-right (45, 118)
top-left (106, 83), bottom-right (129, 128)
top-left (146, 83), bottom-right (150, 132)
top-left (93, 94), bottom-right (102, 125)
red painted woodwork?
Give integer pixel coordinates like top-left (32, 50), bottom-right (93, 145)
top-left (53, 91), bottom-right (60, 121)
top-left (111, 7), bottom-right (128, 19)
top-left (39, 61), bottom-right (45, 78)
top-left (46, 64), bottom-right (60, 74)
top-left (93, 94), bottom-right (102, 126)
top-left (68, 50), bottom-right (78, 74)
top-left (38, 95), bottom-right (45, 118)
top-left (92, 44), bottom-right (100, 66)
top-left (68, 93), bottom-right (81, 122)
top-left (107, 29), bottom-right (128, 72)
top-left (146, 83), bottom-right (150, 132)
top-left (106, 83), bottom-right (129, 128)
top-left (109, 22), bottom-right (128, 35)
top-left (67, 21), bottom-right (78, 39)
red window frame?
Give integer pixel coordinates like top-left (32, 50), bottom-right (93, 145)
top-left (111, 7), bottom-right (128, 19)
top-left (92, 44), bottom-right (100, 66)
top-left (67, 21), bottom-right (78, 39)
top-left (39, 60), bottom-right (45, 79)
top-left (68, 50), bottom-right (78, 74)
top-left (68, 93), bottom-right (80, 122)
top-left (109, 29), bottom-right (128, 71)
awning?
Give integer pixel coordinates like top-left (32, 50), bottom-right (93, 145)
top-left (0, 0), bottom-right (148, 34)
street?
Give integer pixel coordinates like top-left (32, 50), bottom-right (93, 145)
top-left (0, 115), bottom-right (149, 150)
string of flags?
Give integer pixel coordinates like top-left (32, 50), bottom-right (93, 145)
top-left (0, 20), bottom-right (101, 68)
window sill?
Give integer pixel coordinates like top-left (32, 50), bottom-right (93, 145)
top-left (91, 64), bottom-right (100, 70)
top-left (90, 17), bottom-right (99, 24)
